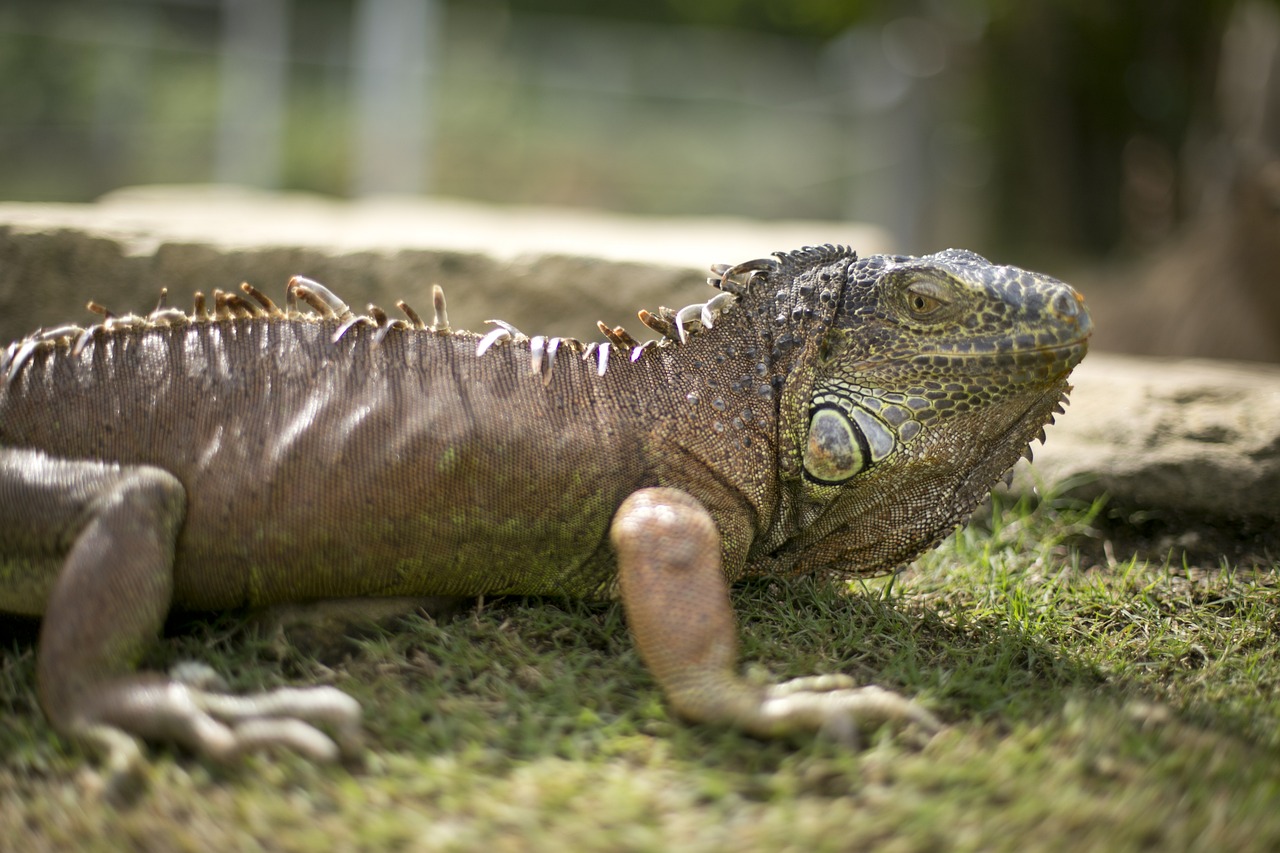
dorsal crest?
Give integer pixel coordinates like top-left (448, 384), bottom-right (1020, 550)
top-left (0, 258), bottom-right (780, 387)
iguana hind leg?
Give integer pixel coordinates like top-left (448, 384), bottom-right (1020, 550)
top-left (612, 487), bottom-right (940, 743)
top-left (0, 449), bottom-right (360, 791)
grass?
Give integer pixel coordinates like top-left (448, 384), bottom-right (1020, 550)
top-left (2, 493), bottom-right (1278, 851)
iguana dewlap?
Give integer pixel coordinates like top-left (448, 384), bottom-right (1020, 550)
top-left (0, 245), bottom-right (1090, 785)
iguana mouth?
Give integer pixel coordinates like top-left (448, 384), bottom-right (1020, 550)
top-left (924, 340), bottom-right (1090, 374)
top-left (845, 340), bottom-right (1088, 385)
top-left (919, 340), bottom-right (1088, 360)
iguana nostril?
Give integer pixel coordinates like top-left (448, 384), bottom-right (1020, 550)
top-left (1050, 289), bottom-right (1079, 320)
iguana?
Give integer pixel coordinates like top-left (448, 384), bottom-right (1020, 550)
top-left (0, 245), bottom-right (1090, 785)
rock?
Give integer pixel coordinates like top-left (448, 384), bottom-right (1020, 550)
top-left (0, 185), bottom-right (888, 344)
top-left (1015, 352), bottom-right (1280, 532)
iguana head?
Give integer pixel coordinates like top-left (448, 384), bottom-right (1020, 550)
top-left (742, 245), bottom-right (1092, 574)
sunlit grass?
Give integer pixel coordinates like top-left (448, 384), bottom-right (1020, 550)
top-left (2, 494), bottom-right (1277, 850)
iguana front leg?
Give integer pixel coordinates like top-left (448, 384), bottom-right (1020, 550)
top-left (0, 449), bottom-right (360, 792)
top-left (612, 487), bottom-right (940, 742)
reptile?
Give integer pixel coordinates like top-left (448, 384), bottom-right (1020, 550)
top-left (0, 244), bottom-right (1089, 786)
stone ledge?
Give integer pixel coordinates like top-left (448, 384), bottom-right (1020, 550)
top-left (1016, 352), bottom-right (1280, 528)
top-left (0, 186), bottom-right (888, 342)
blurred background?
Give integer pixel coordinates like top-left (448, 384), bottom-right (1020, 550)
top-left (2, 0), bottom-right (1278, 360)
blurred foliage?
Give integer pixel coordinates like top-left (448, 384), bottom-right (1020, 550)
top-left (499, 0), bottom-right (1245, 254)
top-left (978, 1), bottom-right (1236, 255)
top-left (0, 0), bottom-right (1270, 258)
top-left (502, 0), bottom-right (880, 37)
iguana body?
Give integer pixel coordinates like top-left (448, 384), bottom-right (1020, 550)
top-left (0, 246), bottom-right (1090, 784)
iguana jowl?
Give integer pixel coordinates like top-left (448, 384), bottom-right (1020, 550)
top-left (0, 245), bottom-right (1090, 779)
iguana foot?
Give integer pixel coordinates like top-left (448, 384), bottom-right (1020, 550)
top-left (169, 661), bottom-right (364, 762)
top-left (753, 675), bottom-right (940, 746)
top-left (72, 670), bottom-right (362, 800)
top-left (614, 488), bottom-right (939, 746)
top-left (0, 451), bottom-right (365, 795)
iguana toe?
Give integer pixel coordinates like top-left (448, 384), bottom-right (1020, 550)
top-left (72, 679), bottom-right (363, 784)
top-left (757, 679), bottom-right (941, 746)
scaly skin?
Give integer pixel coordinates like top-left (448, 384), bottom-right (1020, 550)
top-left (0, 245), bottom-right (1089, 790)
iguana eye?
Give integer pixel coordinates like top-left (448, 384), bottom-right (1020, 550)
top-left (904, 280), bottom-right (950, 318)
top-left (909, 293), bottom-right (940, 314)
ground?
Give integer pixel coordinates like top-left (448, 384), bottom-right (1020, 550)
top-left (2, 492), bottom-right (1278, 852)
